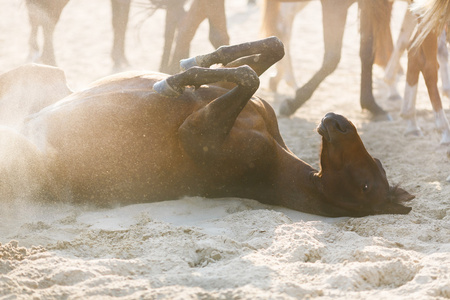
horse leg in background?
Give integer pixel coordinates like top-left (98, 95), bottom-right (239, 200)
top-left (437, 30), bottom-right (450, 100)
top-left (402, 31), bottom-right (450, 144)
top-left (279, 0), bottom-right (354, 117)
top-left (27, 6), bottom-right (40, 63)
top-left (264, 1), bottom-right (308, 92)
top-left (207, 0), bottom-right (229, 49)
top-left (422, 32), bottom-right (450, 144)
top-left (159, 1), bottom-right (186, 73)
top-left (154, 37), bottom-right (284, 157)
top-left (384, 8), bottom-right (416, 101)
top-left (25, 0), bottom-right (69, 66)
top-left (111, 0), bottom-right (131, 71)
top-left (168, 0), bottom-right (229, 74)
top-left (359, 0), bottom-right (392, 118)
top-left (167, 0), bottom-right (207, 74)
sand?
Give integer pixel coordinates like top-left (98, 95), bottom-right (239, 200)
top-left (0, 0), bottom-right (450, 299)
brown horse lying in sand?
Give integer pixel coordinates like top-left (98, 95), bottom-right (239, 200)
top-left (1, 38), bottom-right (414, 217)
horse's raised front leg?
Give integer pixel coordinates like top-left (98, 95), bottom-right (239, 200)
top-left (278, 0), bottom-right (353, 117)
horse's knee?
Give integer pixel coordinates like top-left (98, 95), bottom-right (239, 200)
top-left (322, 53), bottom-right (340, 75)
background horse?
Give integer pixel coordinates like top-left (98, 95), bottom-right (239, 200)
top-left (382, 1), bottom-right (450, 144)
top-left (25, 0), bottom-right (186, 71)
top-left (263, 0), bottom-right (394, 120)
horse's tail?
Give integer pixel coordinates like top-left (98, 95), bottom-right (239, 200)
top-left (360, 0), bottom-right (393, 68)
top-left (260, 0), bottom-right (281, 37)
top-left (411, 0), bottom-right (450, 46)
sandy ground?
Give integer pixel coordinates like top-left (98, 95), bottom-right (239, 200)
top-left (1, 0), bottom-right (450, 299)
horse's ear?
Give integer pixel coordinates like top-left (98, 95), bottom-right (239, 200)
top-left (373, 186), bottom-right (414, 215)
top-left (391, 186), bottom-right (415, 203)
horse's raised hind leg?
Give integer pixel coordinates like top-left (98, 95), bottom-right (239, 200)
top-left (111, 0), bottom-right (131, 71)
top-left (278, 0), bottom-right (353, 117)
top-left (179, 36), bottom-right (284, 77)
top-left (154, 38), bottom-right (284, 157)
top-left (155, 66), bottom-right (259, 159)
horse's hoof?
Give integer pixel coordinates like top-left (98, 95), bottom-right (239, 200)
top-left (404, 129), bottom-right (422, 137)
top-left (440, 132), bottom-right (450, 145)
top-left (153, 79), bottom-right (183, 97)
top-left (368, 110), bottom-right (392, 122)
top-left (279, 99), bottom-right (296, 117)
top-left (180, 57), bottom-right (199, 71)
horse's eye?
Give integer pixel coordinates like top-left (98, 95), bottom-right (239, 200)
top-left (363, 183), bottom-right (369, 192)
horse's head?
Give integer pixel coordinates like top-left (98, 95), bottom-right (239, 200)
top-left (316, 113), bottom-right (414, 217)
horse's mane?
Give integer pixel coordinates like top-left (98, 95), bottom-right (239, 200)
top-left (410, 0), bottom-right (450, 47)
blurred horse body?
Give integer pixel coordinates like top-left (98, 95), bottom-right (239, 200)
top-left (263, 0), bottom-right (394, 119)
top-left (25, 0), bottom-right (186, 71)
top-left (385, 1), bottom-right (450, 144)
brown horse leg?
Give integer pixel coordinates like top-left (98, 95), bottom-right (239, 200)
top-left (111, 0), bottom-right (131, 71)
top-left (159, 1), bottom-right (186, 73)
top-left (157, 66), bottom-right (259, 159)
top-left (420, 33), bottom-right (450, 144)
top-left (155, 38), bottom-right (283, 158)
top-left (359, 0), bottom-right (390, 118)
top-left (279, 0), bottom-right (354, 117)
top-left (179, 36), bottom-right (284, 77)
top-left (168, 0), bottom-right (208, 74)
top-left (206, 0), bottom-right (229, 49)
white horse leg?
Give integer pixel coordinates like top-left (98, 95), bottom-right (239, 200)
top-left (434, 109), bottom-right (450, 144)
top-left (384, 9), bottom-right (416, 100)
top-left (401, 83), bottom-right (422, 136)
top-left (269, 2), bottom-right (308, 92)
top-left (437, 30), bottom-right (450, 100)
